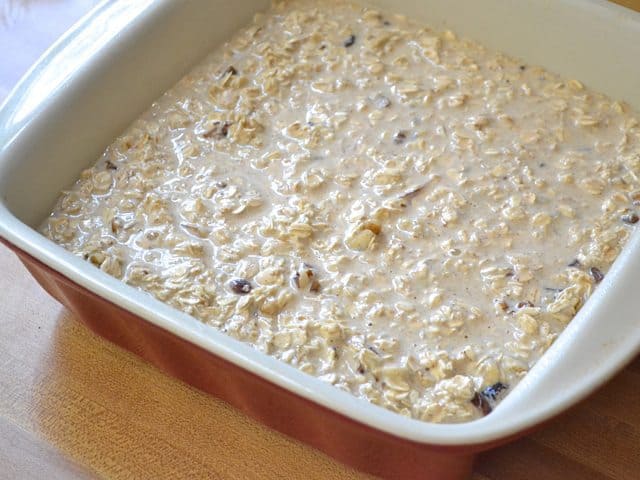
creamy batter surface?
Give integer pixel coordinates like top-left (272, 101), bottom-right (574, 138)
top-left (42, 0), bottom-right (640, 422)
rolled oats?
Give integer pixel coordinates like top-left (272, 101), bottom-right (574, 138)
top-left (41, 0), bottom-right (640, 423)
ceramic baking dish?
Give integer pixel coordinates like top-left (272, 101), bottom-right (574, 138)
top-left (1, 1), bottom-right (639, 478)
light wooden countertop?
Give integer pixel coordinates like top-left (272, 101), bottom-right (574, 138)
top-left (1, 1), bottom-right (639, 478)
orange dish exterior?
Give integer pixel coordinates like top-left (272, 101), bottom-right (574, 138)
top-left (2, 238), bottom-right (498, 479)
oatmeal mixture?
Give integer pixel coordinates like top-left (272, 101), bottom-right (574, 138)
top-left (41, 0), bottom-right (640, 422)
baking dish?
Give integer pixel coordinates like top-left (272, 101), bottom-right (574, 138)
top-left (1, 0), bottom-right (639, 478)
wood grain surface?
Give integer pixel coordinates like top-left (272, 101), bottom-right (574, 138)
top-left (1, 1), bottom-right (639, 479)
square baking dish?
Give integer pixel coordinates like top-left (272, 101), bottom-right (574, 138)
top-left (1, 1), bottom-right (639, 478)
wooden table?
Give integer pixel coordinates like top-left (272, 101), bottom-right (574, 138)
top-left (1, 2), bottom-right (639, 479)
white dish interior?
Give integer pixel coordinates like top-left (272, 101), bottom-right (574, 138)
top-left (0, 0), bottom-right (639, 445)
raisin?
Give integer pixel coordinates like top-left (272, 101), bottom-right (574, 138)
top-left (344, 34), bottom-right (356, 47)
top-left (589, 267), bottom-right (604, 283)
top-left (471, 392), bottom-right (492, 416)
top-left (471, 383), bottom-right (509, 416)
top-left (393, 131), bottom-right (407, 144)
top-left (482, 382), bottom-right (508, 400)
top-left (202, 121), bottom-right (231, 140)
top-left (516, 301), bottom-right (534, 309)
top-left (622, 213), bottom-right (639, 225)
top-left (519, 65), bottom-right (526, 71)
top-left (229, 278), bottom-right (252, 295)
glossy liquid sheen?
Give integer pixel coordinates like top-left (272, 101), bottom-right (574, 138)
top-left (42, 0), bottom-right (640, 422)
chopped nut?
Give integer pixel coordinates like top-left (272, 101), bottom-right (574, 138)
top-left (309, 279), bottom-right (321, 293)
top-left (293, 263), bottom-right (321, 293)
top-left (346, 228), bottom-right (376, 250)
top-left (345, 221), bottom-right (381, 251)
top-left (111, 218), bottom-right (122, 234)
